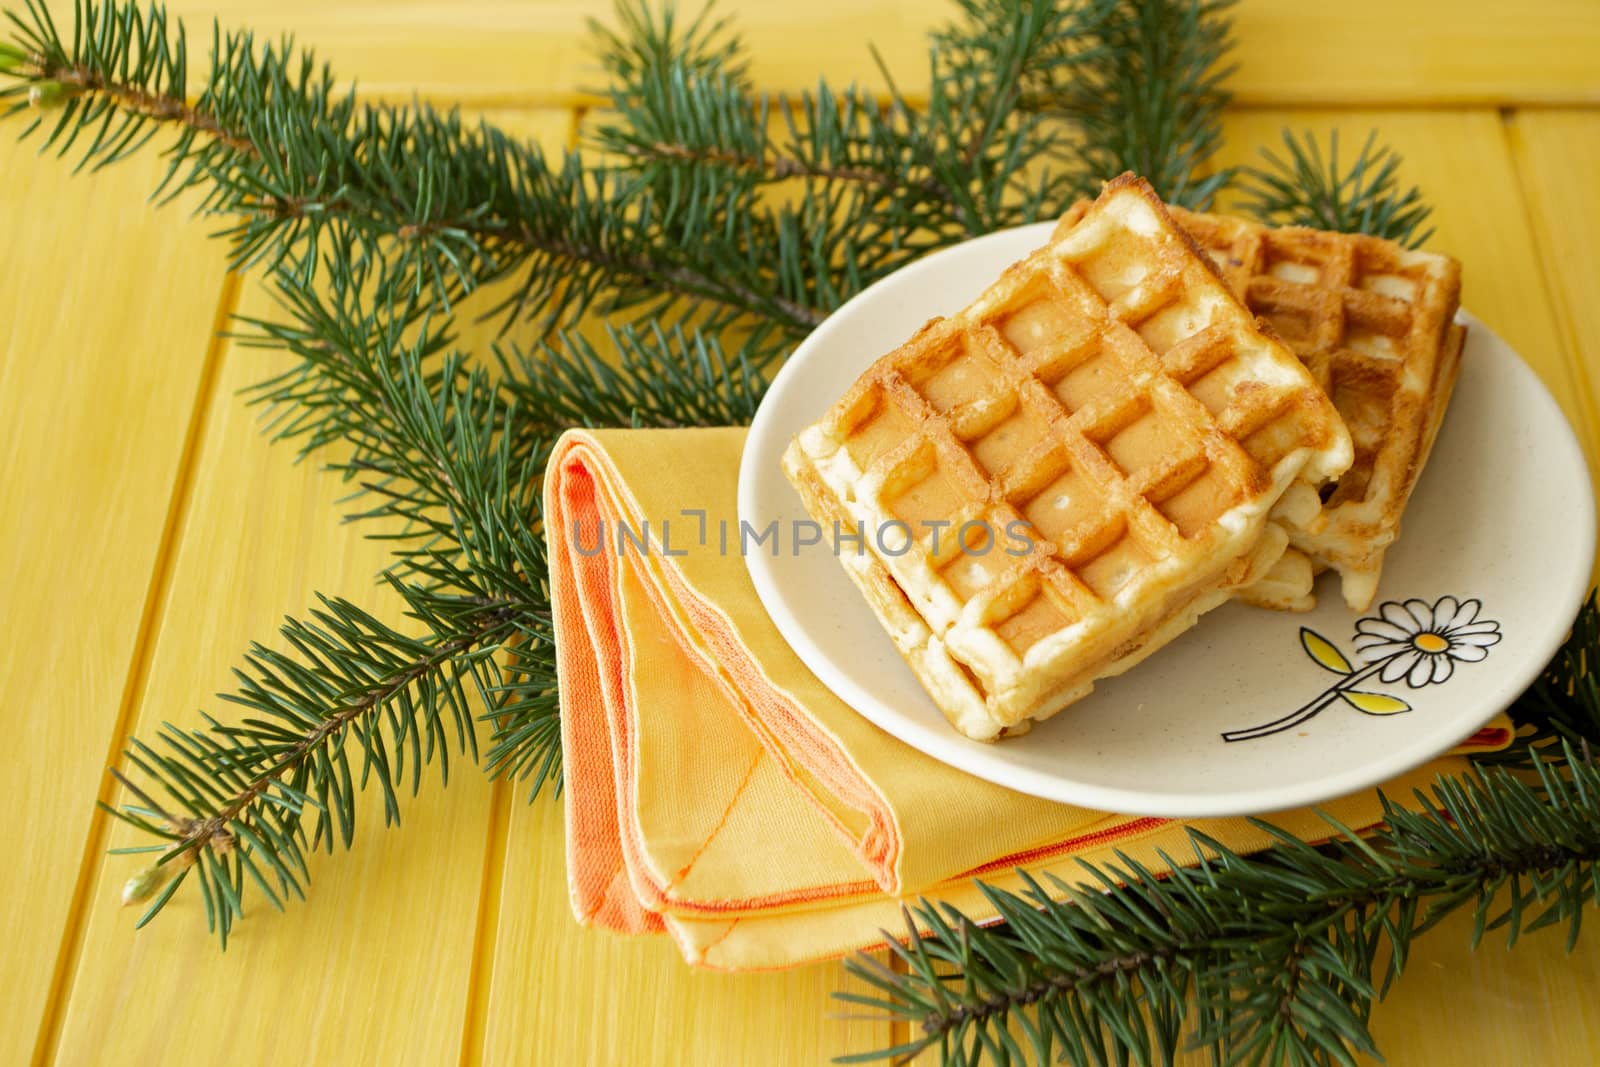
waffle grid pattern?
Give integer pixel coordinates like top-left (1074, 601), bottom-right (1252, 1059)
top-left (1164, 207), bottom-right (1464, 607)
top-left (789, 178), bottom-right (1353, 735)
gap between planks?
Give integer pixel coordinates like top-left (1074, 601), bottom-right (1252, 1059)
top-left (459, 779), bottom-right (515, 1067)
top-left (29, 269), bottom-right (245, 1067)
top-left (1501, 110), bottom-right (1600, 464)
top-left (30, 99), bottom-right (1590, 1066)
top-left (455, 104), bottom-right (589, 1067)
top-left (365, 88), bottom-right (1600, 117)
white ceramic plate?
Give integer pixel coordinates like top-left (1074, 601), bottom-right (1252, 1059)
top-left (739, 222), bottom-right (1595, 817)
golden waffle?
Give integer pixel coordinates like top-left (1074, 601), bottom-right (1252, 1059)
top-left (1056, 205), bottom-right (1465, 611)
top-left (784, 175), bottom-right (1352, 740)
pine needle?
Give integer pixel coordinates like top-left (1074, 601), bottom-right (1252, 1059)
top-left (1234, 128), bottom-right (1436, 248)
top-left (6, 10), bottom-right (1598, 1063)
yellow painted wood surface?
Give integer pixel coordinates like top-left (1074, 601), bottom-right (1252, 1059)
top-left (0, 140), bottom-right (233, 1067)
top-left (151, 0), bottom-right (1600, 106)
top-left (1, 3), bottom-right (1598, 1066)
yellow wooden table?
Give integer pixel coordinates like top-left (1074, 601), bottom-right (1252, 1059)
top-left (4, 2), bottom-right (1599, 1064)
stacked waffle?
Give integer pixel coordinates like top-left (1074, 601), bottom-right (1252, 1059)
top-left (1053, 202), bottom-right (1464, 611)
top-left (784, 175), bottom-right (1464, 741)
top-left (1172, 207), bottom-right (1462, 611)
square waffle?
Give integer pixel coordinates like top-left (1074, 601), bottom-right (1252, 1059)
top-left (1055, 205), bottom-right (1465, 612)
top-left (784, 175), bottom-right (1352, 740)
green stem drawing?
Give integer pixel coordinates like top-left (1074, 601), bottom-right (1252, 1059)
top-left (1222, 660), bottom-right (1388, 743)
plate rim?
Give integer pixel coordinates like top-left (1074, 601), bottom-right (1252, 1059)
top-left (738, 222), bottom-right (1596, 816)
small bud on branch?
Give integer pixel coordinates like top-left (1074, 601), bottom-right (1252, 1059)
top-left (121, 865), bottom-right (169, 907)
top-left (28, 80), bottom-right (69, 108)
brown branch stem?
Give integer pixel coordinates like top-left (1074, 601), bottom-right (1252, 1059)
top-left (165, 603), bottom-right (516, 855)
top-left (630, 138), bottom-right (936, 195)
top-left (32, 62), bottom-right (826, 332)
top-left (46, 60), bottom-right (256, 153)
top-left (904, 823), bottom-right (1600, 1050)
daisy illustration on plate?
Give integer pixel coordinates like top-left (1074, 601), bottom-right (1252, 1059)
top-left (1222, 595), bottom-right (1502, 743)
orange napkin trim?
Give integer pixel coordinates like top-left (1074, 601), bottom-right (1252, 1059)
top-left (545, 426), bottom-right (1512, 970)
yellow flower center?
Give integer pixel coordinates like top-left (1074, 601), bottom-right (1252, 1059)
top-left (1412, 632), bottom-right (1449, 653)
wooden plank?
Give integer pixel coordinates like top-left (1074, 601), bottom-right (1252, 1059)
top-left (0, 136), bottom-right (233, 1066)
top-left (1228, 0), bottom-right (1600, 107)
top-left (1210, 109), bottom-right (1600, 1066)
top-left (1508, 109), bottom-right (1600, 524)
top-left (465, 107), bottom-right (889, 1067)
top-left (1358, 907), bottom-right (1600, 1066)
top-left (44, 110), bottom-right (572, 1067)
top-left (471, 790), bottom-right (886, 1065)
top-left (151, 0), bottom-right (924, 104)
top-left (1215, 110), bottom-right (1596, 474)
top-left (48, 278), bottom-right (494, 1067)
top-left (68, 0), bottom-right (1600, 107)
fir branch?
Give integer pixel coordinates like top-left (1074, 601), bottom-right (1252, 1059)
top-left (841, 745), bottom-right (1600, 1067)
top-left (0, 0), bottom-right (824, 339)
top-left (220, 237), bottom-right (773, 807)
top-left (590, 0), bottom-right (750, 111)
top-left (242, 247), bottom-right (768, 532)
top-left (95, 234), bottom-right (578, 917)
top-left (1476, 593), bottom-right (1600, 769)
top-left (1036, 0), bottom-right (1238, 209)
top-left (482, 605), bottom-right (563, 801)
top-left (897, 0), bottom-right (1092, 232)
top-left (147, 186), bottom-right (777, 834)
top-left (502, 320), bottom-right (767, 430)
top-left (1235, 128), bottom-right (1436, 248)
top-left (590, 3), bottom-right (923, 207)
top-left (590, 0), bottom-right (1244, 279)
top-left (110, 586), bottom-right (521, 944)
top-left (588, 0), bottom-right (1115, 314)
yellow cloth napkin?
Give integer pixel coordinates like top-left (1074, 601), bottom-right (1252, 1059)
top-left (546, 427), bottom-right (1511, 971)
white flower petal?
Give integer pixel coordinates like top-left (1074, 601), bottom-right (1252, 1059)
top-left (1452, 631), bottom-right (1502, 649)
top-left (1449, 644), bottom-right (1489, 663)
top-left (1443, 598), bottom-right (1484, 631)
top-left (1355, 620), bottom-right (1413, 643)
top-left (1404, 598), bottom-right (1437, 632)
top-left (1381, 652), bottom-right (1420, 683)
top-left (1380, 602), bottom-right (1422, 636)
top-left (1431, 656), bottom-right (1455, 683)
top-left (1407, 655), bottom-right (1435, 688)
top-left (1431, 596), bottom-right (1461, 630)
top-left (1354, 640), bottom-right (1413, 662)
top-left (1448, 621), bottom-right (1501, 638)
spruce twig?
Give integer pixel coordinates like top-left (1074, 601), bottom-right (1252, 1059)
top-left (1478, 592), bottom-right (1600, 768)
top-left (12, 9), bottom-right (1600, 1062)
top-left (841, 747), bottom-right (1600, 1067)
top-left (1035, 0), bottom-right (1238, 209)
top-left (1235, 128), bottom-right (1436, 248)
top-left (590, 0), bottom-right (1235, 312)
top-left (1, 0), bottom-right (825, 339)
top-left (108, 589), bottom-right (521, 943)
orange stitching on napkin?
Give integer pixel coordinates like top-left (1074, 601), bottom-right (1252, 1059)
top-left (634, 541), bottom-right (895, 852)
top-left (701, 918), bottom-right (742, 955)
top-left (671, 750), bottom-right (766, 886)
top-left (573, 433), bottom-right (903, 892)
top-left (659, 568), bottom-right (902, 884)
top-left (964, 817), bottom-right (1168, 879)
